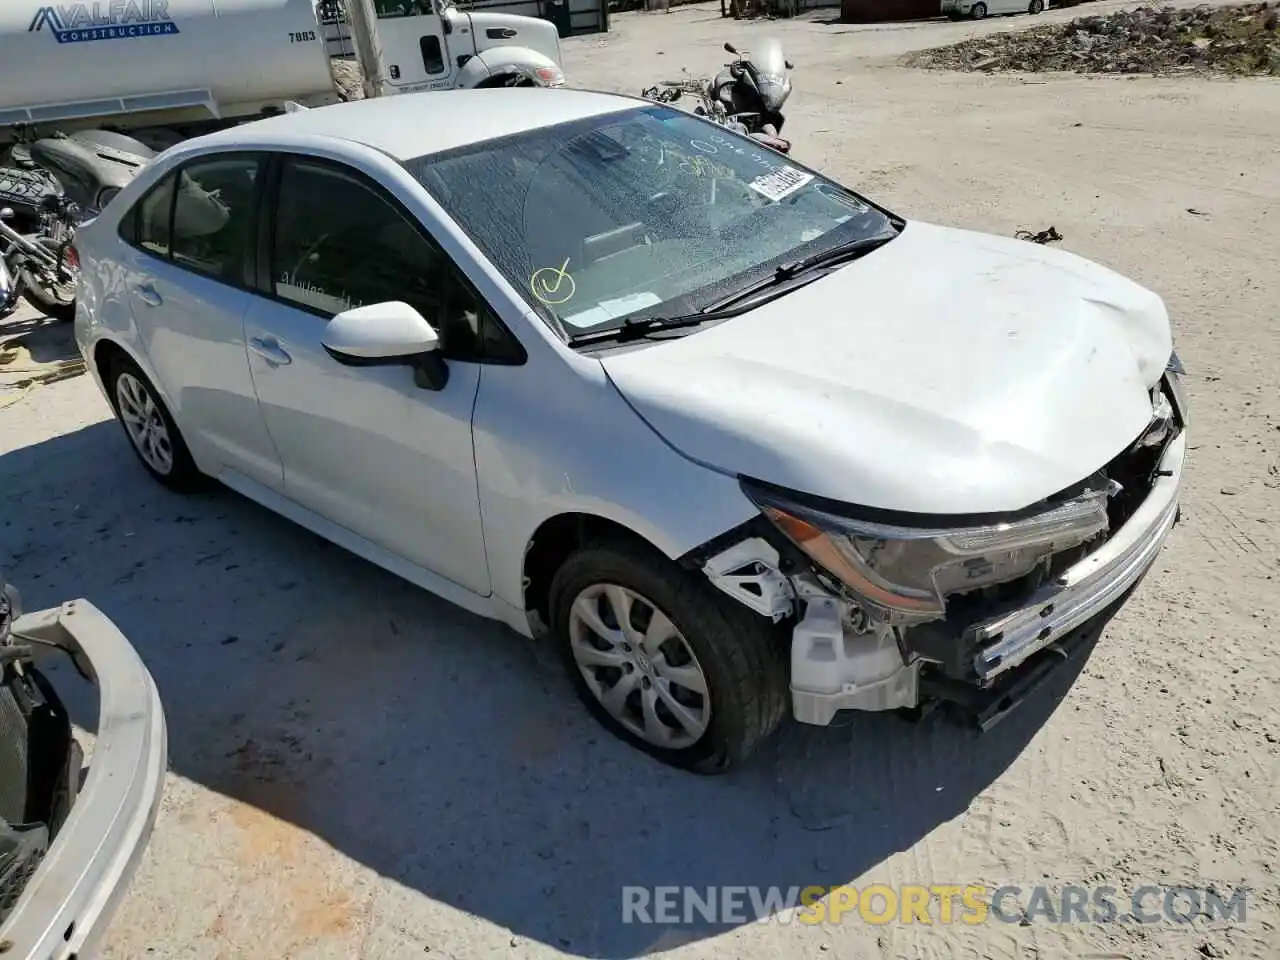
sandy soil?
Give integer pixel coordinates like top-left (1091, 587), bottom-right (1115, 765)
top-left (1, 4), bottom-right (1277, 958)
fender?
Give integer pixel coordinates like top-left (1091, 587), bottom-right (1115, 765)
top-left (455, 47), bottom-right (565, 88)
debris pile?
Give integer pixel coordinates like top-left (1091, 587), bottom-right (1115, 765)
top-left (330, 59), bottom-right (365, 102)
top-left (906, 3), bottom-right (1280, 76)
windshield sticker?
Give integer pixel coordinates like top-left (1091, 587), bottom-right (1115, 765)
top-left (530, 258), bottom-right (576, 307)
top-left (563, 292), bottom-right (663, 329)
top-left (747, 166), bottom-right (814, 203)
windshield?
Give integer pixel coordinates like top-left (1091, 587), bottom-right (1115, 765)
top-left (750, 38), bottom-right (787, 79)
top-left (409, 105), bottom-right (896, 339)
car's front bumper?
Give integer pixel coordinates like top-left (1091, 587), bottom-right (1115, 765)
top-left (788, 377), bottom-right (1187, 728)
top-left (970, 427), bottom-right (1185, 682)
top-left (0, 599), bottom-right (166, 960)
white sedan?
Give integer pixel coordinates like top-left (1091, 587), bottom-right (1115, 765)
top-left (73, 88), bottom-right (1187, 773)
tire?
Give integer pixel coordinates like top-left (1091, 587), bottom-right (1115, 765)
top-left (1028, 0), bottom-right (1043, 12)
top-left (550, 538), bottom-right (789, 774)
top-left (18, 268), bottom-right (75, 322)
top-left (18, 234), bottom-right (76, 321)
top-left (105, 355), bottom-right (204, 492)
top-left (970, 2), bottom-right (987, 17)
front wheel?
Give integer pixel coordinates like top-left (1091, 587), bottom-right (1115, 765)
top-left (970, 2), bottom-right (988, 17)
top-left (1028, 0), bottom-right (1043, 12)
top-left (550, 539), bottom-right (789, 773)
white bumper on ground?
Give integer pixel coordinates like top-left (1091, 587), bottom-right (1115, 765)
top-left (0, 599), bottom-right (167, 960)
top-left (789, 427), bottom-right (1187, 727)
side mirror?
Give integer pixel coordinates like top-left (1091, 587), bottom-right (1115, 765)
top-left (785, 59), bottom-right (794, 70)
top-left (0, 208), bottom-right (12, 221)
top-left (321, 301), bottom-right (450, 390)
top-left (723, 41), bottom-right (737, 54)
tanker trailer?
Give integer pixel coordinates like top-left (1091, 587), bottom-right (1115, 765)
top-left (0, 0), bottom-right (569, 147)
top-left (0, 0), bottom-right (342, 144)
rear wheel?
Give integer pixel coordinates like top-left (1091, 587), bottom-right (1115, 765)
top-left (1028, 0), bottom-right (1044, 12)
top-left (18, 239), bottom-right (76, 322)
top-left (971, 2), bottom-right (988, 17)
top-left (106, 355), bottom-right (204, 492)
top-left (550, 539), bottom-right (789, 773)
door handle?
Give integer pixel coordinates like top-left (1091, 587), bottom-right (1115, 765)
top-left (248, 336), bottom-right (292, 367)
top-left (135, 283), bottom-right (162, 307)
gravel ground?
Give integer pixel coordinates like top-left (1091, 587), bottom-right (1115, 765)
top-left (2, 3), bottom-right (1278, 958)
top-left (907, 2), bottom-right (1280, 76)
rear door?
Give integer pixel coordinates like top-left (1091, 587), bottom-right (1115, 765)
top-left (114, 153), bottom-right (284, 491)
top-left (372, 0), bottom-right (458, 91)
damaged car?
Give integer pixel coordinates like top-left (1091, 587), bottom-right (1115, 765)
top-left (72, 88), bottom-right (1187, 772)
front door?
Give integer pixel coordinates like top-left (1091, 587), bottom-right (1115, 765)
top-left (373, 0), bottom-right (457, 91)
top-left (243, 154), bottom-right (490, 596)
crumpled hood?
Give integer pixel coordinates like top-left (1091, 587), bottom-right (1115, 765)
top-left (601, 221), bottom-right (1172, 515)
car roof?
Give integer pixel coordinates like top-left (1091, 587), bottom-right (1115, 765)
top-left (198, 88), bottom-right (643, 160)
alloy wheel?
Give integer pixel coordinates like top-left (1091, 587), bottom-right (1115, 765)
top-left (568, 583), bottom-right (712, 749)
top-left (115, 372), bottom-right (174, 475)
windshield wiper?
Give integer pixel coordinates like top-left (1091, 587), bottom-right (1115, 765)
top-left (564, 232), bottom-right (899, 349)
top-left (566, 309), bottom-right (737, 347)
top-left (703, 232), bottom-right (898, 314)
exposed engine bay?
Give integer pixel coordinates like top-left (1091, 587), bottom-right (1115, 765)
top-left (687, 367), bottom-right (1188, 731)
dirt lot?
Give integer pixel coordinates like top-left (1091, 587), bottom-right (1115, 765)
top-left (2, 3), bottom-right (1278, 958)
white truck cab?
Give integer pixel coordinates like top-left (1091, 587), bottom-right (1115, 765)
top-left (372, 0), bottom-right (565, 93)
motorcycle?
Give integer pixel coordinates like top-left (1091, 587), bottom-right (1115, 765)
top-left (1, 196), bottom-right (81, 323)
top-left (642, 38), bottom-right (794, 154)
top-left (711, 39), bottom-right (793, 145)
top-left (0, 127), bottom-right (154, 321)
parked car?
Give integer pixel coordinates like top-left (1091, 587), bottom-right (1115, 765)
top-left (942, 0), bottom-right (1047, 19)
top-left (72, 88), bottom-right (1187, 773)
top-left (0, 571), bottom-right (166, 956)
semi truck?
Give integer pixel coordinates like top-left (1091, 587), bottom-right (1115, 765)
top-left (0, 0), bottom-right (567, 145)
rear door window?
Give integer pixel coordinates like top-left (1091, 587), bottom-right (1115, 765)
top-left (170, 157), bottom-right (261, 285)
top-left (129, 173), bottom-right (176, 257)
top-left (119, 154), bottom-right (263, 288)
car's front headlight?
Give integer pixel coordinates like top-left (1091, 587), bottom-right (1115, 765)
top-left (741, 481), bottom-right (1112, 624)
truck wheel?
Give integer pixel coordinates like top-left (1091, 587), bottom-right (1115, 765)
top-left (1028, 0), bottom-right (1043, 12)
top-left (106, 355), bottom-right (204, 492)
top-left (971, 2), bottom-right (987, 17)
top-left (549, 538), bottom-right (789, 773)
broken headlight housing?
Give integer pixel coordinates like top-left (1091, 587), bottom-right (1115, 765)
top-left (741, 482), bottom-right (1111, 626)
top-left (1163, 348), bottom-right (1188, 423)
